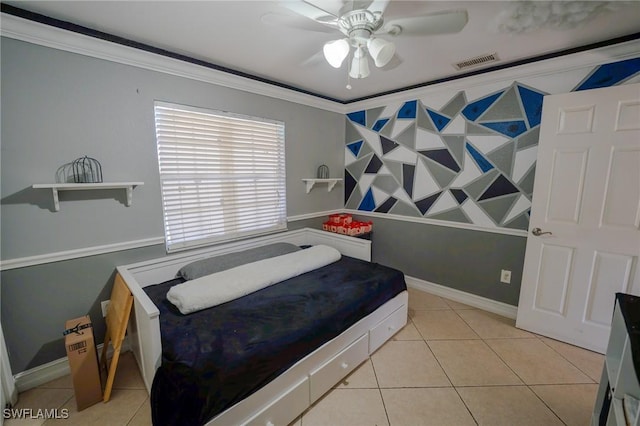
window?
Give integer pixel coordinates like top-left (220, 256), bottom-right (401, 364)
top-left (154, 102), bottom-right (286, 252)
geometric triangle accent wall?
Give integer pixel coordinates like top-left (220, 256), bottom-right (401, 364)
top-left (344, 57), bottom-right (640, 231)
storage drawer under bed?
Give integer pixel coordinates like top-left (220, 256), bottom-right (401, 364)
top-left (369, 304), bottom-right (408, 353)
top-left (309, 333), bottom-right (369, 403)
top-left (245, 377), bottom-right (309, 426)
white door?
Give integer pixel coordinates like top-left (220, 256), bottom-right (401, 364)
top-left (516, 83), bottom-right (640, 354)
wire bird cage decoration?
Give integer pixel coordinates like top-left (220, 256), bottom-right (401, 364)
top-left (71, 156), bottom-right (103, 183)
top-left (317, 164), bottom-right (330, 179)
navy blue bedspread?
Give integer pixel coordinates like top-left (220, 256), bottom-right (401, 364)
top-left (143, 255), bottom-right (406, 425)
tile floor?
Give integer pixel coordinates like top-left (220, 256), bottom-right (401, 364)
top-left (6, 287), bottom-right (604, 425)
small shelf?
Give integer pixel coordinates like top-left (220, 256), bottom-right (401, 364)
top-left (302, 178), bottom-right (342, 194)
top-left (32, 182), bottom-right (144, 211)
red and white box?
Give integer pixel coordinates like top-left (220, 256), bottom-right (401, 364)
top-left (328, 213), bottom-right (342, 224)
top-left (323, 214), bottom-right (371, 236)
top-left (329, 213), bottom-right (352, 225)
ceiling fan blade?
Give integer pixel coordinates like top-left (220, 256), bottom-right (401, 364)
top-left (261, 12), bottom-right (337, 33)
top-left (381, 9), bottom-right (468, 36)
top-left (300, 50), bottom-right (327, 67)
top-left (367, 0), bottom-right (390, 15)
top-left (282, 0), bottom-right (339, 24)
top-left (305, 0), bottom-right (346, 17)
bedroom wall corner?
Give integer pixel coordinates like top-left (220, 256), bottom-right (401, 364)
top-left (0, 36), bottom-right (344, 375)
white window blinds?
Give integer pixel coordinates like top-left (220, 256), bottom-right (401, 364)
top-left (154, 102), bottom-right (287, 252)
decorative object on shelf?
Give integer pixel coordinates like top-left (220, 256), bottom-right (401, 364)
top-left (302, 178), bottom-right (342, 193)
top-left (72, 156), bottom-right (103, 183)
top-left (322, 213), bottom-right (372, 237)
top-left (317, 164), bottom-right (330, 179)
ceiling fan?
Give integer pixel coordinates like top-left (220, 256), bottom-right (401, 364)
top-left (270, 0), bottom-right (469, 80)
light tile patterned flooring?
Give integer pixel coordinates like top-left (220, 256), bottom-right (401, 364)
top-left (7, 287), bottom-right (604, 425)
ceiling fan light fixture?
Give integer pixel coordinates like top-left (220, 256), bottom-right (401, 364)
top-left (349, 47), bottom-right (370, 79)
top-left (367, 37), bottom-right (395, 67)
top-left (323, 38), bottom-right (350, 68)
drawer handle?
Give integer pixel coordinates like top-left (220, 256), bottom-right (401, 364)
top-left (341, 362), bottom-right (349, 369)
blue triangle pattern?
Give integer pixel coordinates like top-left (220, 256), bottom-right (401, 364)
top-left (461, 92), bottom-right (502, 121)
top-left (466, 143), bottom-right (494, 173)
top-left (517, 85), bottom-right (545, 128)
top-left (347, 111), bottom-right (366, 126)
top-left (575, 58), bottom-right (640, 91)
top-left (426, 109), bottom-right (451, 132)
top-left (358, 188), bottom-right (376, 211)
top-left (372, 118), bottom-right (390, 132)
top-left (398, 100), bottom-right (418, 119)
top-left (347, 140), bottom-right (363, 157)
top-left (481, 120), bottom-right (528, 138)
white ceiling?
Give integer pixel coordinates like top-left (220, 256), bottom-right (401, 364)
top-left (4, 1), bottom-right (640, 102)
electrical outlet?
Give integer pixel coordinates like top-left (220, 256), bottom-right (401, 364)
top-left (500, 269), bottom-right (512, 284)
top-left (101, 300), bottom-right (110, 317)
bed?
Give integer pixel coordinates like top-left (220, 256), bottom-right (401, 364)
top-left (116, 228), bottom-right (408, 425)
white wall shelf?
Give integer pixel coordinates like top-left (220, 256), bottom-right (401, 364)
top-left (32, 182), bottom-right (144, 211)
top-left (302, 178), bottom-right (342, 194)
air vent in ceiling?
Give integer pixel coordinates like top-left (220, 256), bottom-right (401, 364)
top-left (453, 53), bottom-right (499, 70)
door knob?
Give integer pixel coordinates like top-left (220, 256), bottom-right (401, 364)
top-left (532, 227), bottom-right (553, 236)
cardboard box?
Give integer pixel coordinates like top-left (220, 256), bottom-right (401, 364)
top-left (64, 315), bottom-right (102, 410)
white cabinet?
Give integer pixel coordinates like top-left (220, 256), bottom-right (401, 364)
top-left (593, 293), bottom-right (640, 426)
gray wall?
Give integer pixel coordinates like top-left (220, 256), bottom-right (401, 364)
top-left (1, 38), bottom-right (344, 260)
top-left (288, 212), bottom-right (525, 306)
top-left (1, 245), bottom-right (166, 373)
top-left (350, 214), bottom-right (526, 305)
top-left (0, 38), bottom-right (344, 374)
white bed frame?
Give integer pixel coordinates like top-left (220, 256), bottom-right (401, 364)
top-left (117, 227), bottom-right (408, 426)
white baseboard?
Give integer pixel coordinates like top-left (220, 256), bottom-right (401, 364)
top-left (405, 275), bottom-right (518, 320)
top-left (13, 337), bottom-right (131, 393)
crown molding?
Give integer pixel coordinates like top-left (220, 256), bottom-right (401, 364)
top-left (0, 12), bottom-right (348, 114)
top-left (346, 39), bottom-right (640, 112)
top-left (3, 11), bottom-right (639, 116)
